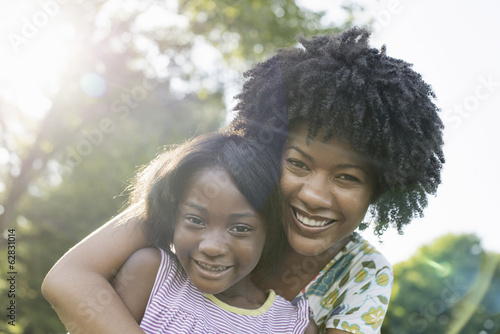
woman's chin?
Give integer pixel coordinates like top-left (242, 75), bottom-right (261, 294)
top-left (287, 234), bottom-right (332, 257)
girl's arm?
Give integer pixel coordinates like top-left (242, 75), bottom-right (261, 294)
top-left (41, 209), bottom-right (149, 334)
top-left (112, 248), bottom-right (161, 323)
top-left (304, 319), bottom-right (318, 334)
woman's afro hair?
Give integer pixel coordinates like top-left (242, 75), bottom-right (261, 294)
top-left (229, 27), bottom-right (445, 236)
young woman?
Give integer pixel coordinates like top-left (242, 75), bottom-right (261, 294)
top-left (42, 27), bottom-right (444, 334)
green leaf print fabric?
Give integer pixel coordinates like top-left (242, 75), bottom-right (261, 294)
top-left (294, 233), bottom-right (393, 334)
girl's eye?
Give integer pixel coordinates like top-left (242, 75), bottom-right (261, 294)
top-left (230, 225), bottom-right (253, 233)
top-left (186, 216), bottom-right (204, 226)
top-left (286, 159), bottom-right (308, 170)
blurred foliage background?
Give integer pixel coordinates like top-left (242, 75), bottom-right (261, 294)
top-left (0, 0), bottom-right (498, 333)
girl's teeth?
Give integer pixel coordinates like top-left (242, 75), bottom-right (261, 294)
top-left (296, 212), bottom-right (332, 227)
top-left (197, 261), bottom-right (229, 272)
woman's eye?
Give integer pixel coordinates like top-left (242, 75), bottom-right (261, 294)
top-left (338, 174), bottom-right (360, 182)
top-left (286, 159), bottom-right (308, 170)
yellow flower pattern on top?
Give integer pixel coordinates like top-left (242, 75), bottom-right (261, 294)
top-left (341, 321), bottom-right (365, 333)
top-left (294, 233), bottom-right (393, 334)
top-left (359, 240), bottom-right (380, 255)
top-left (361, 306), bottom-right (386, 330)
top-left (355, 269), bottom-right (368, 282)
top-left (376, 273), bottom-right (390, 286)
top-left (321, 289), bottom-right (339, 309)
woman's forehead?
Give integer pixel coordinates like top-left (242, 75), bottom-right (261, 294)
top-left (286, 121), bottom-right (374, 168)
top-left (287, 121), bottom-right (348, 148)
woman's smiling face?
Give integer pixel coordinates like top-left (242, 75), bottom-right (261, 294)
top-left (280, 121), bottom-right (376, 256)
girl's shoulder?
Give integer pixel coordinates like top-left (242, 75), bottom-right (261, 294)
top-left (119, 247), bottom-right (163, 285)
top-left (126, 247), bottom-right (163, 270)
top-left (112, 248), bottom-right (162, 322)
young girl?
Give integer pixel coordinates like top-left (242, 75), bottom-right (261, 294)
top-left (42, 27), bottom-right (444, 334)
top-left (110, 132), bottom-right (313, 333)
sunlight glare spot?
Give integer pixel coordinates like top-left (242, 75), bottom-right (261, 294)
top-left (16, 87), bottom-right (52, 120)
top-left (10, 165), bottom-right (21, 178)
top-left (470, 244), bottom-right (482, 255)
top-left (484, 319), bottom-right (494, 329)
top-left (0, 148), bottom-right (9, 164)
top-left (135, 4), bottom-right (187, 31)
top-left (15, 24), bottom-right (72, 86)
top-left (17, 215), bottom-right (32, 230)
top-left (80, 72), bottom-right (107, 98)
top-left (423, 258), bottom-right (452, 277)
top-left (151, 54), bottom-right (170, 78)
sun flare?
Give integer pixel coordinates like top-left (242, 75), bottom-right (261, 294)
top-left (1, 1), bottom-right (75, 120)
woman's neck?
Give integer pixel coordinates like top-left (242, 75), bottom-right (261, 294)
top-left (252, 235), bottom-right (351, 301)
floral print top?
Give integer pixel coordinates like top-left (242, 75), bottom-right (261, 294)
top-left (293, 233), bottom-right (393, 334)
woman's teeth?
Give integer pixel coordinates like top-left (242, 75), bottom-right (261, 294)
top-left (295, 211), bottom-right (333, 227)
top-left (196, 261), bottom-right (229, 272)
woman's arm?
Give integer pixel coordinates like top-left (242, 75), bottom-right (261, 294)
top-left (41, 209), bottom-right (149, 334)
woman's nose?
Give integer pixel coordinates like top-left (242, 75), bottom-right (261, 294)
top-left (297, 174), bottom-right (334, 210)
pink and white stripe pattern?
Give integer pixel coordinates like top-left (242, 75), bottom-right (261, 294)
top-left (140, 249), bottom-right (310, 334)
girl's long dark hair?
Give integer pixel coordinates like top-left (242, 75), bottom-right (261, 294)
top-left (125, 131), bottom-right (287, 272)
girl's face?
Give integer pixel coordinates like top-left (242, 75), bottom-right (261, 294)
top-left (280, 121), bottom-right (376, 256)
top-left (173, 168), bottom-right (267, 296)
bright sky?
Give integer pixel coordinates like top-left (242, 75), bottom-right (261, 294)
top-left (299, 0), bottom-right (500, 264)
top-left (1, 0), bottom-right (499, 265)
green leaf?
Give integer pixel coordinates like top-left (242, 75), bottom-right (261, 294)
top-left (331, 290), bottom-right (347, 310)
top-left (362, 260), bottom-right (376, 269)
top-left (360, 282), bottom-right (371, 293)
top-left (375, 265), bottom-right (391, 276)
top-left (346, 306), bottom-right (361, 315)
top-left (377, 295), bottom-right (389, 305)
top-left (339, 271), bottom-right (351, 288)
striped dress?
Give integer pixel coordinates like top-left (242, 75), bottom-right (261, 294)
top-left (140, 249), bottom-right (310, 334)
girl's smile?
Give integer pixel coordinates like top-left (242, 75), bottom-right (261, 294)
top-left (280, 121), bottom-right (376, 256)
top-left (173, 167), bottom-right (267, 300)
top-left (192, 259), bottom-right (233, 279)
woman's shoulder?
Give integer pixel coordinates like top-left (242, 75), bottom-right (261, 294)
top-left (307, 233), bottom-right (393, 296)
top-left (304, 235), bottom-right (393, 333)
top-left (337, 233), bottom-right (392, 269)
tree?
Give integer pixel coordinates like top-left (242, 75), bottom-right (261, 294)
top-left (382, 233), bottom-right (500, 334)
top-left (0, 0), bottom-right (355, 332)
top-left (0, 0), bottom-right (351, 234)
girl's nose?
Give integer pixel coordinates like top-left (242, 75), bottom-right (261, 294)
top-left (198, 232), bottom-right (228, 257)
